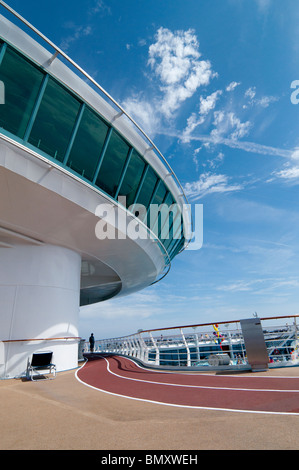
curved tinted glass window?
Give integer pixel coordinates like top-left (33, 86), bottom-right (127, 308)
top-left (66, 106), bottom-right (109, 181)
top-left (0, 46), bottom-right (44, 138)
top-left (0, 41), bottom-right (184, 259)
top-left (28, 77), bottom-right (80, 162)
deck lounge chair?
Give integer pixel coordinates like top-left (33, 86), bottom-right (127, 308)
top-left (26, 351), bottom-right (56, 380)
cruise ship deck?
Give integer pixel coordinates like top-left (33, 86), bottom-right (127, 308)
top-left (1, 357), bottom-right (299, 450)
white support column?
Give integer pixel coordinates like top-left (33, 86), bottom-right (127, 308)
top-left (0, 244), bottom-right (81, 378)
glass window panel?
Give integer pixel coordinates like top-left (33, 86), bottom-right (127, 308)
top-left (158, 195), bottom-right (182, 246)
top-left (148, 181), bottom-right (167, 228)
top-left (28, 77), bottom-right (80, 162)
top-left (170, 237), bottom-right (185, 259)
top-left (95, 130), bottom-right (130, 198)
top-left (151, 181), bottom-right (168, 206)
top-left (0, 46), bottom-right (44, 138)
top-left (150, 190), bottom-right (168, 236)
top-left (163, 219), bottom-right (183, 251)
top-left (66, 107), bottom-right (109, 181)
top-left (165, 237), bottom-right (178, 255)
top-left (163, 192), bottom-right (175, 208)
top-left (118, 149), bottom-right (145, 208)
top-left (158, 193), bottom-right (175, 237)
top-left (136, 166), bottom-right (158, 211)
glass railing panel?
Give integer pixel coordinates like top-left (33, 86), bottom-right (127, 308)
top-left (0, 46), bottom-right (44, 139)
top-left (28, 76), bottom-right (81, 162)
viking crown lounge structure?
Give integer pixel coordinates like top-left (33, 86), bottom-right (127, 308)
top-left (0, 3), bottom-right (191, 378)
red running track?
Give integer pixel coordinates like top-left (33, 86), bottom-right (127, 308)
top-left (76, 355), bottom-right (299, 415)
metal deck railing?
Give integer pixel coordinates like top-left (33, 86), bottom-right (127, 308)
top-left (82, 315), bottom-right (299, 370)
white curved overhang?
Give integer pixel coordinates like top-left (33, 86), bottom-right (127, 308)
top-left (0, 135), bottom-right (168, 304)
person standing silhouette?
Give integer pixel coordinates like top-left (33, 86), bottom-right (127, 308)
top-left (89, 333), bottom-right (95, 352)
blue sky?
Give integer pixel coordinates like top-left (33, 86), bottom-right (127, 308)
top-left (5, 0), bottom-right (299, 339)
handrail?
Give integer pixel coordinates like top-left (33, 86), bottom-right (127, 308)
top-left (2, 336), bottom-right (81, 343)
top-left (0, 0), bottom-right (193, 247)
top-left (91, 314), bottom-right (299, 342)
top-left (140, 314), bottom-right (299, 334)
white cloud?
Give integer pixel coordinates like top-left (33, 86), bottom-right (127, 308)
top-left (199, 90), bottom-right (223, 116)
top-left (275, 166), bottom-right (299, 180)
top-left (273, 148), bottom-right (299, 181)
top-left (89, 0), bottom-right (111, 15)
top-left (256, 95), bottom-right (279, 108)
top-left (208, 151), bottom-right (225, 169)
top-left (60, 25), bottom-right (92, 52)
top-left (184, 172), bottom-right (243, 200)
top-left (192, 147), bottom-right (201, 172)
top-left (244, 86), bottom-right (279, 108)
top-left (181, 81), bottom-right (278, 148)
top-left (217, 280), bottom-right (254, 292)
top-left (226, 81), bottom-right (241, 92)
top-left (147, 27), bottom-right (216, 117)
top-left (245, 86), bottom-right (256, 100)
top-left (148, 27), bottom-right (201, 85)
top-left (181, 90), bottom-right (222, 142)
top-left (122, 94), bottom-right (160, 136)
top-left (211, 111), bottom-right (252, 141)
top-left (158, 126), bottom-right (293, 160)
top-left (123, 27), bottom-right (216, 135)
top-left (290, 149), bottom-right (299, 161)
top-left (217, 277), bottom-right (299, 294)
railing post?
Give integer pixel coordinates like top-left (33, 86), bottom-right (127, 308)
top-left (127, 338), bottom-right (132, 356)
top-left (227, 331), bottom-right (234, 360)
top-left (149, 332), bottom-right (159, 365)
top-left (130, 338), bottom-right (136, 357)
top-left (137, 333), bottom-right (148, 361)
top-left (194, 333), bottom-right (200, 362)
top-left (180, 328), bottom-right (191, 367)
top-left (133, 336), bottom-right (139, 358)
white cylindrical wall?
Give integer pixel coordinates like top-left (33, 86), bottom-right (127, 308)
top-left (0, 244), bottom-right (81, 378)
